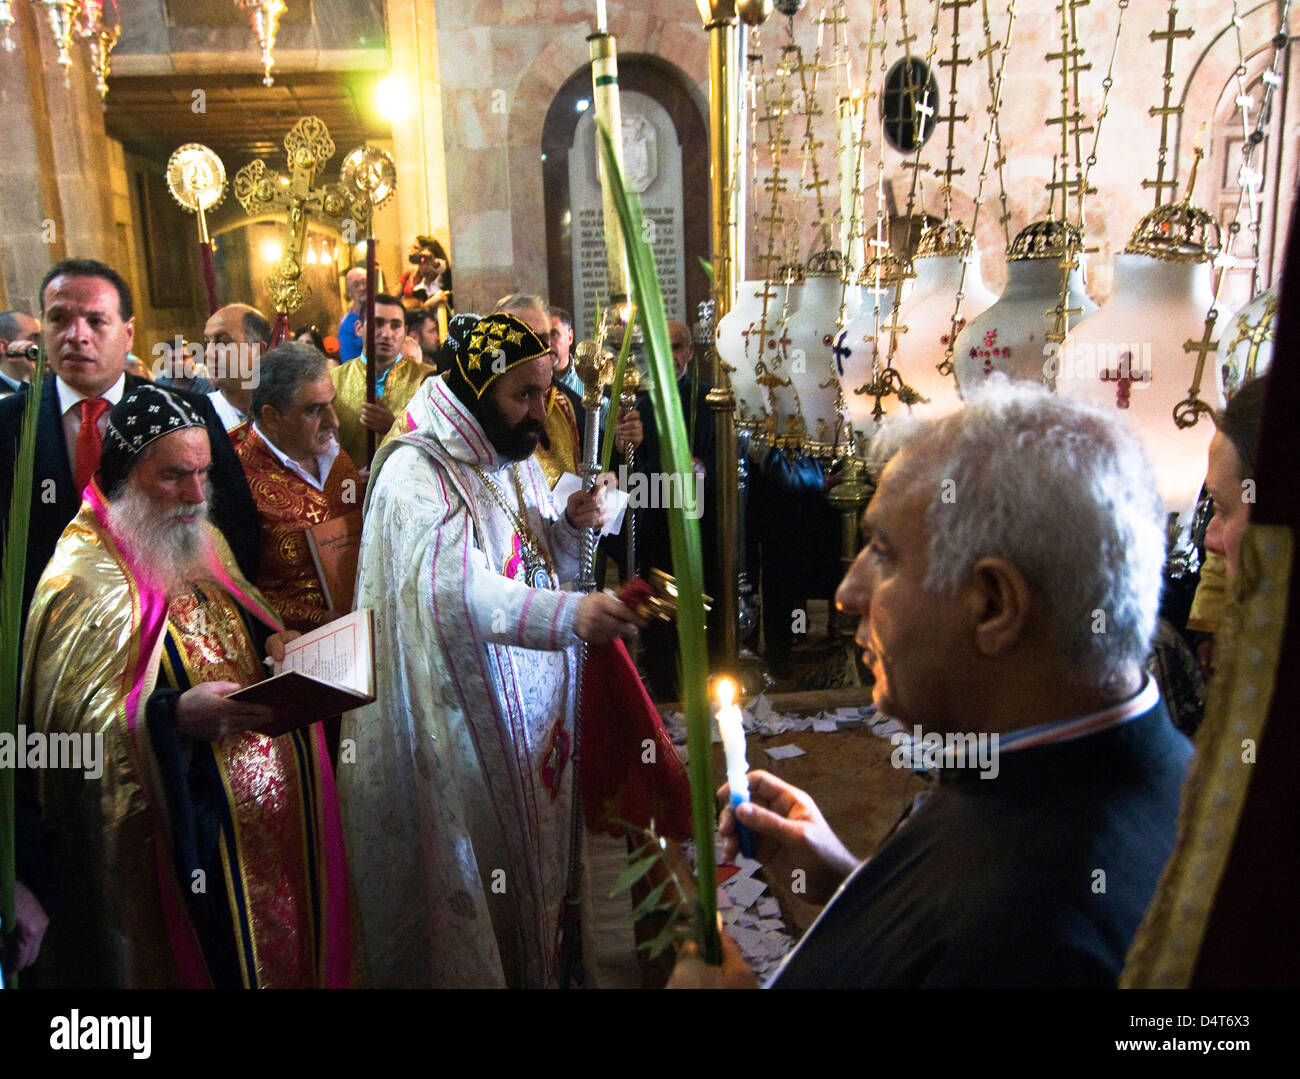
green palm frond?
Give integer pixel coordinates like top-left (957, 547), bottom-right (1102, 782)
top-left (597, 121), bottom-right (721, 965)
top-left (1, 353), bottom-right (45, 959)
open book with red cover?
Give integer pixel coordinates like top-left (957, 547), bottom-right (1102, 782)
top-left (228, 609), bottom-right (375, 731)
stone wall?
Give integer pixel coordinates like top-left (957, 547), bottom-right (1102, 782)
top-left (434, 0), bottom-right (709, 312)
top-left (432, 0), bottom-right (1299, 315)
top-left (0, 2), bottom-right (119, 314)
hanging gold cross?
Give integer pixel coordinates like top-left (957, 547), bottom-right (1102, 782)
top-left (1141, 2), bottom-right (1194, 208)
top-left (1173, 315), bottom-right (1220, 429)
top-left (233, 116), bottom-right (362, 315)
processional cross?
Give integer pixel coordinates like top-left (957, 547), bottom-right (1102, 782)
top-left (234, 117), bottom-right (364, 341)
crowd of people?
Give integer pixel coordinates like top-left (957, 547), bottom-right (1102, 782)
top-left (0, 248), bottom-right (1276, 989)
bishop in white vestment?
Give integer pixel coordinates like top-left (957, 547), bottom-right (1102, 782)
top-left (338, 313), bottom-right (642, 987)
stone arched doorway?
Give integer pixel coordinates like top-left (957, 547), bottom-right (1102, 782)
top-left (541, 54), bottom-right (710, 340)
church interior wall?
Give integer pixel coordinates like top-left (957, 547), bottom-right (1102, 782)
top-left (0, 0), bottom-right (118, 316)
top-left (3, 1), bottom-right (1297, 340)
top-left (736, 0), bottom-right (1298, 308)
top-left (437, 0), bottom-right (710, 312)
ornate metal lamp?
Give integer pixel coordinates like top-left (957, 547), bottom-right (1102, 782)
top-left (75, 0), bottom-right (118, 99)
top-left (237, 0), bottom-right (285, 88)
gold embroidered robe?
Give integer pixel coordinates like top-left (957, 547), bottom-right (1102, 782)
top-left (236, 426), bottom-right (363, 631)
top-left (331, 355), bottom-right (435, 467)
top-left (20, 492), bottom-right (350, 987)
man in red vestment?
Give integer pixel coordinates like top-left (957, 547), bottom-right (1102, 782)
top-left (237, 341), bottom-right (363, 631)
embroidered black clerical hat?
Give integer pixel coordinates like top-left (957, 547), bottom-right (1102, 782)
top-left (100, 384), bottom-right (206, 493)
top-left (446, 312), bottom-right (548, 399)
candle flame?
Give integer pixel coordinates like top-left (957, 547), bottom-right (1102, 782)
top-left (715, 677), bottom-right (736, 709)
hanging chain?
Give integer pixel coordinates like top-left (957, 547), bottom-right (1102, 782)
top-left (796, 9), bottom-right (834, 253)
top-left (1218, 0), bottom-right (1292, 300)
top-left (1044, 0), bottom-right (1126, 363)
top-left (937, 0), bottom-right (1016, 379)
top-left (897, 0), bottom-right (942, 230)
top-left (752, 21), bottom-right (798, 429)
top-left (1141, 0), bottom-right (1194, 210)
top-left (935, 0), bottom-right (976, 224)
top-left (979, 0), bottom-right (1014, 251)
top-left (1174, 0), bottom-right (1293, 428)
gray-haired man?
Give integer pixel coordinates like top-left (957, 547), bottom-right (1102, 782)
top-left (671, 379), bottom-right (1193, 989)
top-left (236, 341), bottom-right (362, 632)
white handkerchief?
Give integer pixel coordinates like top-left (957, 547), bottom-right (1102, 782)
top-left (551, 471), bottom-right (630, 536)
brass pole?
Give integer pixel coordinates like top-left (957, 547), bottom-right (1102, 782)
top-left (702, 4), bottom-right (740, 326)
top-left (587, 31), bottom-right (631, 310)
top-left (700, 1), bottom-right (741, 675)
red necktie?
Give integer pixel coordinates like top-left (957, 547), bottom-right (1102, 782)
top-left (74, 397), bottom-right (110, 495)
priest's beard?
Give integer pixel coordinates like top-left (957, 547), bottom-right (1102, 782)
top-left (105, 481), bottom-right (215, 598)
top-left (476, 394), bottom-right (549, 462)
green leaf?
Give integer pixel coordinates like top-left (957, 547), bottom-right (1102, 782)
top-left (637, 915), bottom-right (682, 960)
top-left (627, 879), bottom-right (671, 923)
top-left (698, 256), bottom-right (714, 283)
top-left (609, 852), bottom-right (661, 897)
top-left (597, 121), bottom-right (721, 967)
top-left (625, 838), bottom-right (655, 862)
top-left (1, 350), bottom-right (47, 958)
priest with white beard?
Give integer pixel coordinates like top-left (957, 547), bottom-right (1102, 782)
top-left (21, 384), bottom-right (350, 987)
top-left (338, 312), bottom-right (645, 988)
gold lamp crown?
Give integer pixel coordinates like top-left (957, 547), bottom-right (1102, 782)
top-left (915, 219), bottom-right (974, 258)
top-left (804, 249), bottom-right (849, 278)
top-left (1007, 218), bottom-right (1083, 261)
top-left (1124, 201), bottom-right (1221, 263)
top-left (776, 261), bottom-right (806, 285)
top-left (856, 249), bottom-right (916, 286)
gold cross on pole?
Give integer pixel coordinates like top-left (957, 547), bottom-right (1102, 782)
top-left (233, 117), bottom-right (362, 321)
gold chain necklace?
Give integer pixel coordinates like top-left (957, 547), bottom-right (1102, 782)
top-left (472, 463), bottom-right (557, 589)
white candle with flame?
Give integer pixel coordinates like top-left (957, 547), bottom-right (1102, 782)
top-left (715, 678), bottom-right (749, 802)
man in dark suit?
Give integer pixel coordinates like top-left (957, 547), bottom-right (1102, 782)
top-left (0, 310), bottom-right (40, 396)
top-left (0, 258), bottom-right (259, 620)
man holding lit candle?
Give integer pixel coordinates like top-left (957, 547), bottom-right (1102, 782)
top-left (671, 379), bottom-right (1192, 988)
